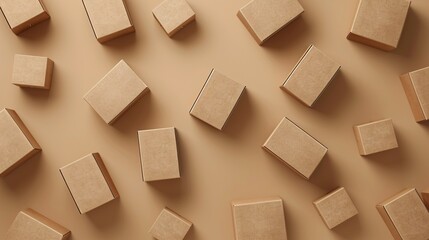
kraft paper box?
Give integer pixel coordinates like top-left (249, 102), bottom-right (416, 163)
top-left (353, 119), bottom-right (398, 156)
top-left (376, 188), bottom-right (429, 240)
top-left (262, 117), bottom-right (327, 179)
top-left (232, 197), bottom-right (287, 240)
top-left (152, 0), bottom-right (195, 37)
top-left (313, 187), bottom-right (358, 229)
top-left (82, 0), bottom-right (135, 43)
top-left (6, 209), bottom-right (70, 240)
top-left (149, 208), bottom-right (192, 240)
top-left (0, 108), bottom-right (41, 176)
top-left (281, 45), bottom-right (341, 107)
top-left (0, 0), bottom-right (50, 34)
top-left (347, 0), bottom-right (410, 51)
top-left (84, 60), bottom-right (149, 125)
top-left (59, 153), bottom-right (119, 214)
top-left (400, 66), bottom-right (429, 122)
top-left (190, 69), bottom-right (245, 130)
top-left (12, 54), bottom-right (54, 90)
top-left (422, 190), bottom-right (429, 209)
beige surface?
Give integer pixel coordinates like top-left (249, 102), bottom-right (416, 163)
top-left (1, 0), bottom-right (429, 239)
top-left (149, 208), bottom-right (192, 240)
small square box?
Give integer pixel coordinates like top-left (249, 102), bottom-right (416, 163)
top-left (190, 69), bottom-right (245, 130)
top-left (237, 0), bottom-right (303, 45)
top-left (6, 209), bottom-right (70, 240)
top-left (281, 45), bottom-right (341, 107)
top-left (82, 0), bottom-right (135, 43)
top-left (149, 208), bottom-right (192, 240)
top-left (262, 117), bottom-right (327, 179)
top-left (12, 54), bottom-right (54, 90)
top-left (377, 188), bottom-right (429, 240)
top-left (83, 60), bottom-right (149, 125)
top-left (152, 0), bottom-right (195, 37)
top-left (0, 108), bottom-right (41, 176)
top-left (138, 127), bottom-right (180, 182)
top-left (0, 0), bottom-right (50, 34)
top-left (313, 187), bottom-right (358, 229)
top-left (59, 153), bottom-right (119, 214)
top-left (400, 67), bottom-right (429, 122)
top-left (422, 190), bottom-right (429, 209)
top-left (347, 0), bottom-right (410, 51)
top-left (353, 119), bottom-right (398, 156)
top-left (232, 197), bottom-right (287, 240)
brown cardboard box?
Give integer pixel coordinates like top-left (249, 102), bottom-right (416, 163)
top-left (82, 0), bottom-right (135, 43)
top-left (313, 187), bottom-right (358, 229)
top-left (400, 67), bottom-right (429, 122)
top-left (0, 0), bottom-right (50, 34)
top-left (262, 117), bottom-right (327, 179)
top-left (190, 69), bottom-right (245, 130)
top-left (237, 0), bottom-right (303, 45)
top-left (152, 0), bottom-right (195, 37)
top-left (0, 108), bottom-right (41, 176)
top-left (138, 127), bottom-right (180, 182)
top-left (12, 54), bottom-right (54, 90)
top-left (149, 208), bottom-right (192, 240)
top-left (347, 0), bottom-right (410, 51)
top-left (281, 45), bottom-right (341, 107)
top-left (422, 190), bottom-right (429, 209)
top-left (5, 209), bottom-right (70, 240)
top-left (83, 60), bottom-right (149, 125)
top-left (376, 188), bottom-right (429, 240)
top-left (232, 197), bottom-right (287, 240)
top-left (59, 153), bottom-right (119, 214)
top-left (353, 118), bottom-right (398, 156)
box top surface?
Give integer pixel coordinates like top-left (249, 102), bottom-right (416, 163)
top-left (0, 0), bottom-right (46, 29)
top-left (152, 0), bottom-right (195, 35)
top-left (354, 118), bottom-right (398, 155)
top-left (150, 208), bottom-right (192, 240)
top-left (12, 54), bottom-right (50, 87)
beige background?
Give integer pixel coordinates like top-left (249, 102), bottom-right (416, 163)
top-left (1, 0), bottom-right (429, 239)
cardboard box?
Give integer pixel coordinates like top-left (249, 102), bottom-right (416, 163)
top-left (313, 187), bottom-right (358, 229)
top-left (400, 66), bottom-right (429, 122)
top-left (83, 60), bottom-right (149, 125)
top-left (262, 117), bottom-right (327, 179)
top-left (0, 0), bottom-right (50, 34)
top-left (0, 108), bottom-right (41, 176)
top-left (5, 208), bottom-right (70, 240)
top-left (353, 119), bottom-right (398, 156)
top-left (232, 197), bottom-right (287, 240)
top-left (82, 0), bottom-right (135, 43)
top-left (237, 0), bottom-right (303, 45)
top-left (138, 127), bottom-right (180, 182)
top-left (347, 0), bottom-right (410, 51)
top-left (190, 69), bottom-right (245, 130)
top-left (12, 54), bottom-right (54, 90)
top-left (281, 45), bottom-right (341, 107)
top-left (377, 188), bottom-right (429, 240)
top-left (152, 0), bottom-right (195, 37)
top-left (422, 190), bottom-right (429, 209)
top-left (149, 208), bottom-right (192, 240)
top-left (59, 153), bottom-right (119, 214)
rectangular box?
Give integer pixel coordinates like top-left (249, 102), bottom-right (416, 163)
top-left (152, 0), bottom-right (195, 37)
top-left (353, 119), bottom-right (398, 156)
top-left (400, 66), bottom-right (429, 122)
top-left (149, 208), bottom-right (192, 240)
top-left (12, 54), bottom-right (54, 89)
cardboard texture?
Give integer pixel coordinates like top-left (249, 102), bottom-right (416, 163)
top-left (262, 117), bottom-right (327, 179)
top-left (152, 0), bottom-right (195, 37)
top-left (190, 69), bottom-right (245, 130)
top-left (12, 54), bottom-right (54, 89)
top-left (376, 188), bottom-right (429, 240)
top-left (422, 190), bottom-right (429, 209)
top-left (149, 208), bottom-right (192, 240)
top-left (138, 127), bottom-right (180, 182)
top-left (0, 108), bottom-right (41, 176)
top-left (82, 0), bottom-right (135, 43)
top-left (232, 197), bottom-right (287, 240)
top-left (59, 153), bottom-right (119, 214)
top-left (400, 66), bottom-right (429, 122)
top-left (83, 60), bottom-right (149, 125)
top-left (347, 0), bottom-right (410, 51)
top-left (313, 187), bottom-right (358, 229)
top-left (281, 45), bottom-right (341, 107)
top-left (237, 0), bottom-right (303, 45)
top-left (0, 0), bottom-right (50, 34)
top-left (353, 118), bottom-right (398, 156)
top-left (5, 209), bottom-right (70, 240)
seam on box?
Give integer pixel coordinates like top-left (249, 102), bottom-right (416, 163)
top-left (59, 168), bottom-right (83, 214)
top-left (220, 85), bottom-right (246, 130)
top-left (93, 153), bottom-right (119, 198)
top-left (410, 77), bottom-right (428, 119)
top-left (189, 68), bottom-right (214, 113)
top-left (282, 45), bottom-right (313, 87)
